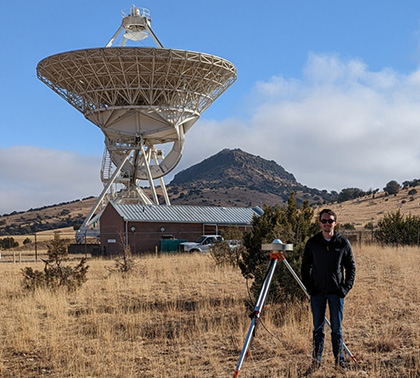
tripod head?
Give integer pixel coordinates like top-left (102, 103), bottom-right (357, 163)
top-left (261, 239), bottom-right (294, 252)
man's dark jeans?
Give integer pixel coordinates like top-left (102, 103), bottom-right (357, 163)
top-left (310, 294), bottom-right (345, 364)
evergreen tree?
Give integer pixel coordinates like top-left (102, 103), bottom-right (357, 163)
top-left (338, 187), bottom-right (366, 202)
top-left (0, 237), bottom-right (19, 249)
top-left (240, 193), bottom-right (317, 303)
top-left (376, 210), bottom-right (420, 245)
top-left (383, 180), bottom-right (401, 195)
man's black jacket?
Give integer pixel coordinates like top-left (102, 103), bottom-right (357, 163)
top-left (301, 231), bottom-right (356, 297)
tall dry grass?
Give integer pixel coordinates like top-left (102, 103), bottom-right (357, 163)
top-left (0, 245), bottom-right (419, 377)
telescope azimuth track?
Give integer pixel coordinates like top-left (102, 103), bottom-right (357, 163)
top-left (36, 6), bottom-right (237, 241)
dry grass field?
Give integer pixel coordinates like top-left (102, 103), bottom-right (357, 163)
top-left (0, 244), bottom-right (419, 378)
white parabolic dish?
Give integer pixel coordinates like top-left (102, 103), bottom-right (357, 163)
top-left (37, 47), bottom-right (237, 179)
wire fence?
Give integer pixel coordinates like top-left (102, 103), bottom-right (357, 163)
top-left (0, 229), bottom-right (382, 263)
top-left (0, 231), bottom-right (95, 263)
top-left (0, 251), bottom-right (92, 264)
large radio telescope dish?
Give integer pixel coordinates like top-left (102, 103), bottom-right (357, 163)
top-left (36, 6), bottom-right (237, 241)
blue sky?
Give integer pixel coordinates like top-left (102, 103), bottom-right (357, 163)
top-left (2, 1), bottom-right (420, 213)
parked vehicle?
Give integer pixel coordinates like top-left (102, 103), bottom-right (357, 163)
top-left (227, 239), bottom-right (241, 250)
top-left (179, 235), bottom-right (223, 253)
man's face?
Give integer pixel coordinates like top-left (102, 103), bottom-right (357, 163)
top-left (320, 213), bottom-right (336, 233)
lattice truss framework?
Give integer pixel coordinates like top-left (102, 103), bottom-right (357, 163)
top-left (37, 47), bottom-right (237, 134)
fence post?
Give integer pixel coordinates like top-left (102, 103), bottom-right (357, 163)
top-left (35, 232), bottom-right (38, 262)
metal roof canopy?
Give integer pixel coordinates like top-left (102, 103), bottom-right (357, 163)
top-left (110, 203), bottom-right (262, 225)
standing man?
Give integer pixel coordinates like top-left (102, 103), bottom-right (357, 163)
top-left (301, 209), bottom-right (356, 371)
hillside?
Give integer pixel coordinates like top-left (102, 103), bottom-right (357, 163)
top-left (168, 148), bottom-right (336, 207)
top-left (0, 197), bottom-right (97, 236)
top-left (1, 148), bottom-right (419, 236)
top-left (314, 187), bottom-right (420, 230)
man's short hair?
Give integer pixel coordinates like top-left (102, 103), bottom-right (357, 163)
top-left (319, 209), bottom-right (337, 222)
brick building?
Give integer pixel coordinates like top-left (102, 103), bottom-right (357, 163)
top-left (100, 202), bottom-right (263, 254)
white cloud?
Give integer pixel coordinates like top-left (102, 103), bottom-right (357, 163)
top-left (0, 146), bottom-right (102, 214)
top-left (177, 53), bottom-right (420, 192)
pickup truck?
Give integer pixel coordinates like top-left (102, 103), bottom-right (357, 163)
top-left (179, 235), bottom-right (223, 253)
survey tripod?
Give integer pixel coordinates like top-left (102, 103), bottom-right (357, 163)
top-left (233, 240), bottom-right (358, 378)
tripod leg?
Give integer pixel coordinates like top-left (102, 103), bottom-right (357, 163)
top-left (233, 258), bottom-right (279, 378)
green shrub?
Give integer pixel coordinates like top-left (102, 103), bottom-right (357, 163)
top-left (375, 210), bottom-right (420, 246)
top-left (342, 223), bottom-right (356, 230)
top-left (210, 227), bottom-right (244, 268)
top-left (22, 233), bottom-right (88, 291)
top-left (109, 245), bottom-right (138, 275)
top-left (0, 237), bottom-right (19, 249)
top-left (240, 193), bottom-right (318, 303)
top-left (364, 222), bottom-right (375, 230)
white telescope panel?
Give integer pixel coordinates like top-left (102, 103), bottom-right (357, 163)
top-left (37, 47), bottom-right (236, 137)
